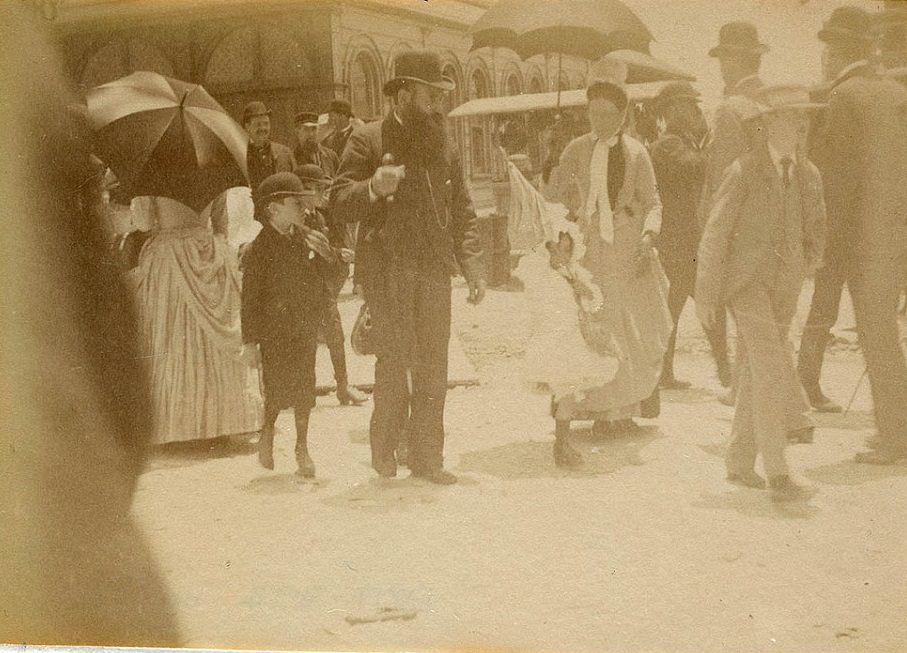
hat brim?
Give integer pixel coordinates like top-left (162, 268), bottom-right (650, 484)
top-left (817, 27), bottom-right (874, 44)
top-left (295, 121), bottom-right (319, 128)
top-left (708, 43), bottom-right (770, 58)
top-left (747, 102), bottom-right (826, 119)
top-left (383, 75), bottom-right (456, 96)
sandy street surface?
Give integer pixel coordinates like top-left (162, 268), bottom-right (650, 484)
top-left (136, 274), bottom-right (907, 653)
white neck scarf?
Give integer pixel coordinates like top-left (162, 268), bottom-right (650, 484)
top-left (585, 134), bottom-right (620, 244)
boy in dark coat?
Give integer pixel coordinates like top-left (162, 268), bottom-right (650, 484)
top-left (241, 172), bottom-right (339, 477)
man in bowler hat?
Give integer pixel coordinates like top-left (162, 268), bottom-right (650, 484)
top-left (324, 99), bottom-right (355, 158)
top-left (242, 101), bottom-right (294, 191)
top-left (808, 6), bottom-right (907, 464)
top-left (331, 50), bottom-right (485, 484)
top-left (293, 111), bottom-right (340, 179)
top-left (241, 172), bottom-right (340, 477)
top-left (699, 21), bottom-right (770, 402)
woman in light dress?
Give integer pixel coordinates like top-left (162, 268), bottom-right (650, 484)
top-left (129, 192), bottom-right (262, 445)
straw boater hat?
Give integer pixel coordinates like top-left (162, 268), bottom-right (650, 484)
top-left (709, 22), bottom-right (770, 58)
top-left (383, 50), bottom-right (455, 96)
top-left (748, 84), bottom-right (826, 119)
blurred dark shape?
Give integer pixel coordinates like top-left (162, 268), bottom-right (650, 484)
top-left (0, 3), bottom-right (179, 646)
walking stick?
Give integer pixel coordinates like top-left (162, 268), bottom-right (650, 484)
top-left (844, 366), bottom-right (868, 416)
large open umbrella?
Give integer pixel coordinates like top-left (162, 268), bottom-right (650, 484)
top-left (470, 0), bottom-right (652, 60)
top-left (86, 71), bottom-right (248, 213)
top-left (470, 0), bottom-right (693, 108)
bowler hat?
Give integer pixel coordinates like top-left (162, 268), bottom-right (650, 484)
top-left (652, 81), bottom-right (701, 114)
top-left (253, 172), bottom-right (305, 221)
top-left (294, 111), bottom-right (319, 127)
top-left (749, 84), bottom-right (825, 119)
top-left (328, 98), bottom-right (353, 116)
top-left (818, 6), bottom-right (874, 44)
top-left (708, 22), bottom-right (770, 58)
top-left (294, 164), bottom-right (331, 186)
top-left (383, 50), bottom-right (455, 96)
top-left (242, 101), bottom-right (271, 125)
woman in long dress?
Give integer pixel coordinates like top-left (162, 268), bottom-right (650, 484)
top-left (129, 194), bottom-right (263, 445)
top-left (542, 60), bottom-right (673, 467)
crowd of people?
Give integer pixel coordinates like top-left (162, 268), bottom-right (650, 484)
top-left (94, 5), bottom-right (907, 503)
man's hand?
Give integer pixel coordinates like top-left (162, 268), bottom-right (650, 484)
top-left (340, 248), bottom-right (355, 264)
top-left (696, 301), bottom-right (718, 331)
top-left (467, 277), bottom-right (486, 305)
top-left (371, 155), bottom-right (405, 198)
top-left (242, 343), bottom-right (261, 368)
top-left (301, 226), bottom-right (334, 260)
top-left (635, 232), bottom-right (655, 277)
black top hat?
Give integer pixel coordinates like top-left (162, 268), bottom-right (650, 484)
top-left (293, 164), bottom-right (331, 186)
top-left (242, 101), bottom-right (271, 125)
top-left (327, 99), bottom-right (353, 116)
top-left (708, 22), bottom-right (770, 58)
top-left (383, 50), bottom-right (455, 97)
top-left (652, 81), bottom-right (701, 113)
top-left (818, 6), bottom-right (874, 44)
top-left (294, 111), bottom-right (319, 126)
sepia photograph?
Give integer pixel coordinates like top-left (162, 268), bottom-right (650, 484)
top-left (1, 0), bottom-right (906, 651)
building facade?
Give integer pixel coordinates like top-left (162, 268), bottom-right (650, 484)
top-left (51, 0), bottom-right (590, 207)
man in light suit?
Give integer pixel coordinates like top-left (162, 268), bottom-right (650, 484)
top-left (810, 6), bottom-right (907, 465)
top-left (697, 86), bottom-right (827, 502)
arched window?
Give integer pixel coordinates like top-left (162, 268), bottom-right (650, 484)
top-left (527, 75), bottom-right (545, 95)
top-left (504, 73), bottom-right (522, 97)
top-left (79, 38), bottom-right (174, 91)
top-left (349, 51), bottom-right (381, 121)
top-left (204, 25), bottom-right (312, 144)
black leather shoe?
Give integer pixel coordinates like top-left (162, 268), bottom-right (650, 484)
top-left (660, 376), bottom-right (692, 390)
top-left (374, 460), bottom-right (397, 478)
top-left (787, 426), bottom-right (815, 444)
top-left (337, 385), bottom-right (368, 405)
top-left (554, 440), bottom-right (583, 469)
top-left (808, 392), bottom-right (843, 413)
top-left (769, 475), bottom-right (814, 503)
top-left (295, 449), bottom-right (315, 478)
top-left (727, 469), bottom-right (766, 489)
top-left (854, 449), bottom-right (907, 465)
top-left (413, 468), bottom-right (458, 485)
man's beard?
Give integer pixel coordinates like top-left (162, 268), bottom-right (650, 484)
top-left (398, 109), bottom-right (447, 166)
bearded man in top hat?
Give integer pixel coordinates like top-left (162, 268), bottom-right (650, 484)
top-left (242, 101), bottom-right (295, 191)
top-left (699, 21), bottom-right (770, 403)
top-left (292, 111), bottom-right (340, 179)
top-left (649, 81), bottom-right (729, 390)
top-left (324, 99), bottom-right (356, 158)
top-left (330, 50), bottom-right (484, 484)
top-left (807, 6), bottom-right (907, 464)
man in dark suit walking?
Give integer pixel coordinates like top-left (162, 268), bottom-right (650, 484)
top-left (809, 6), bottom-right (907, 464)
top-left (331, 50), bottom-right (485, 484)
